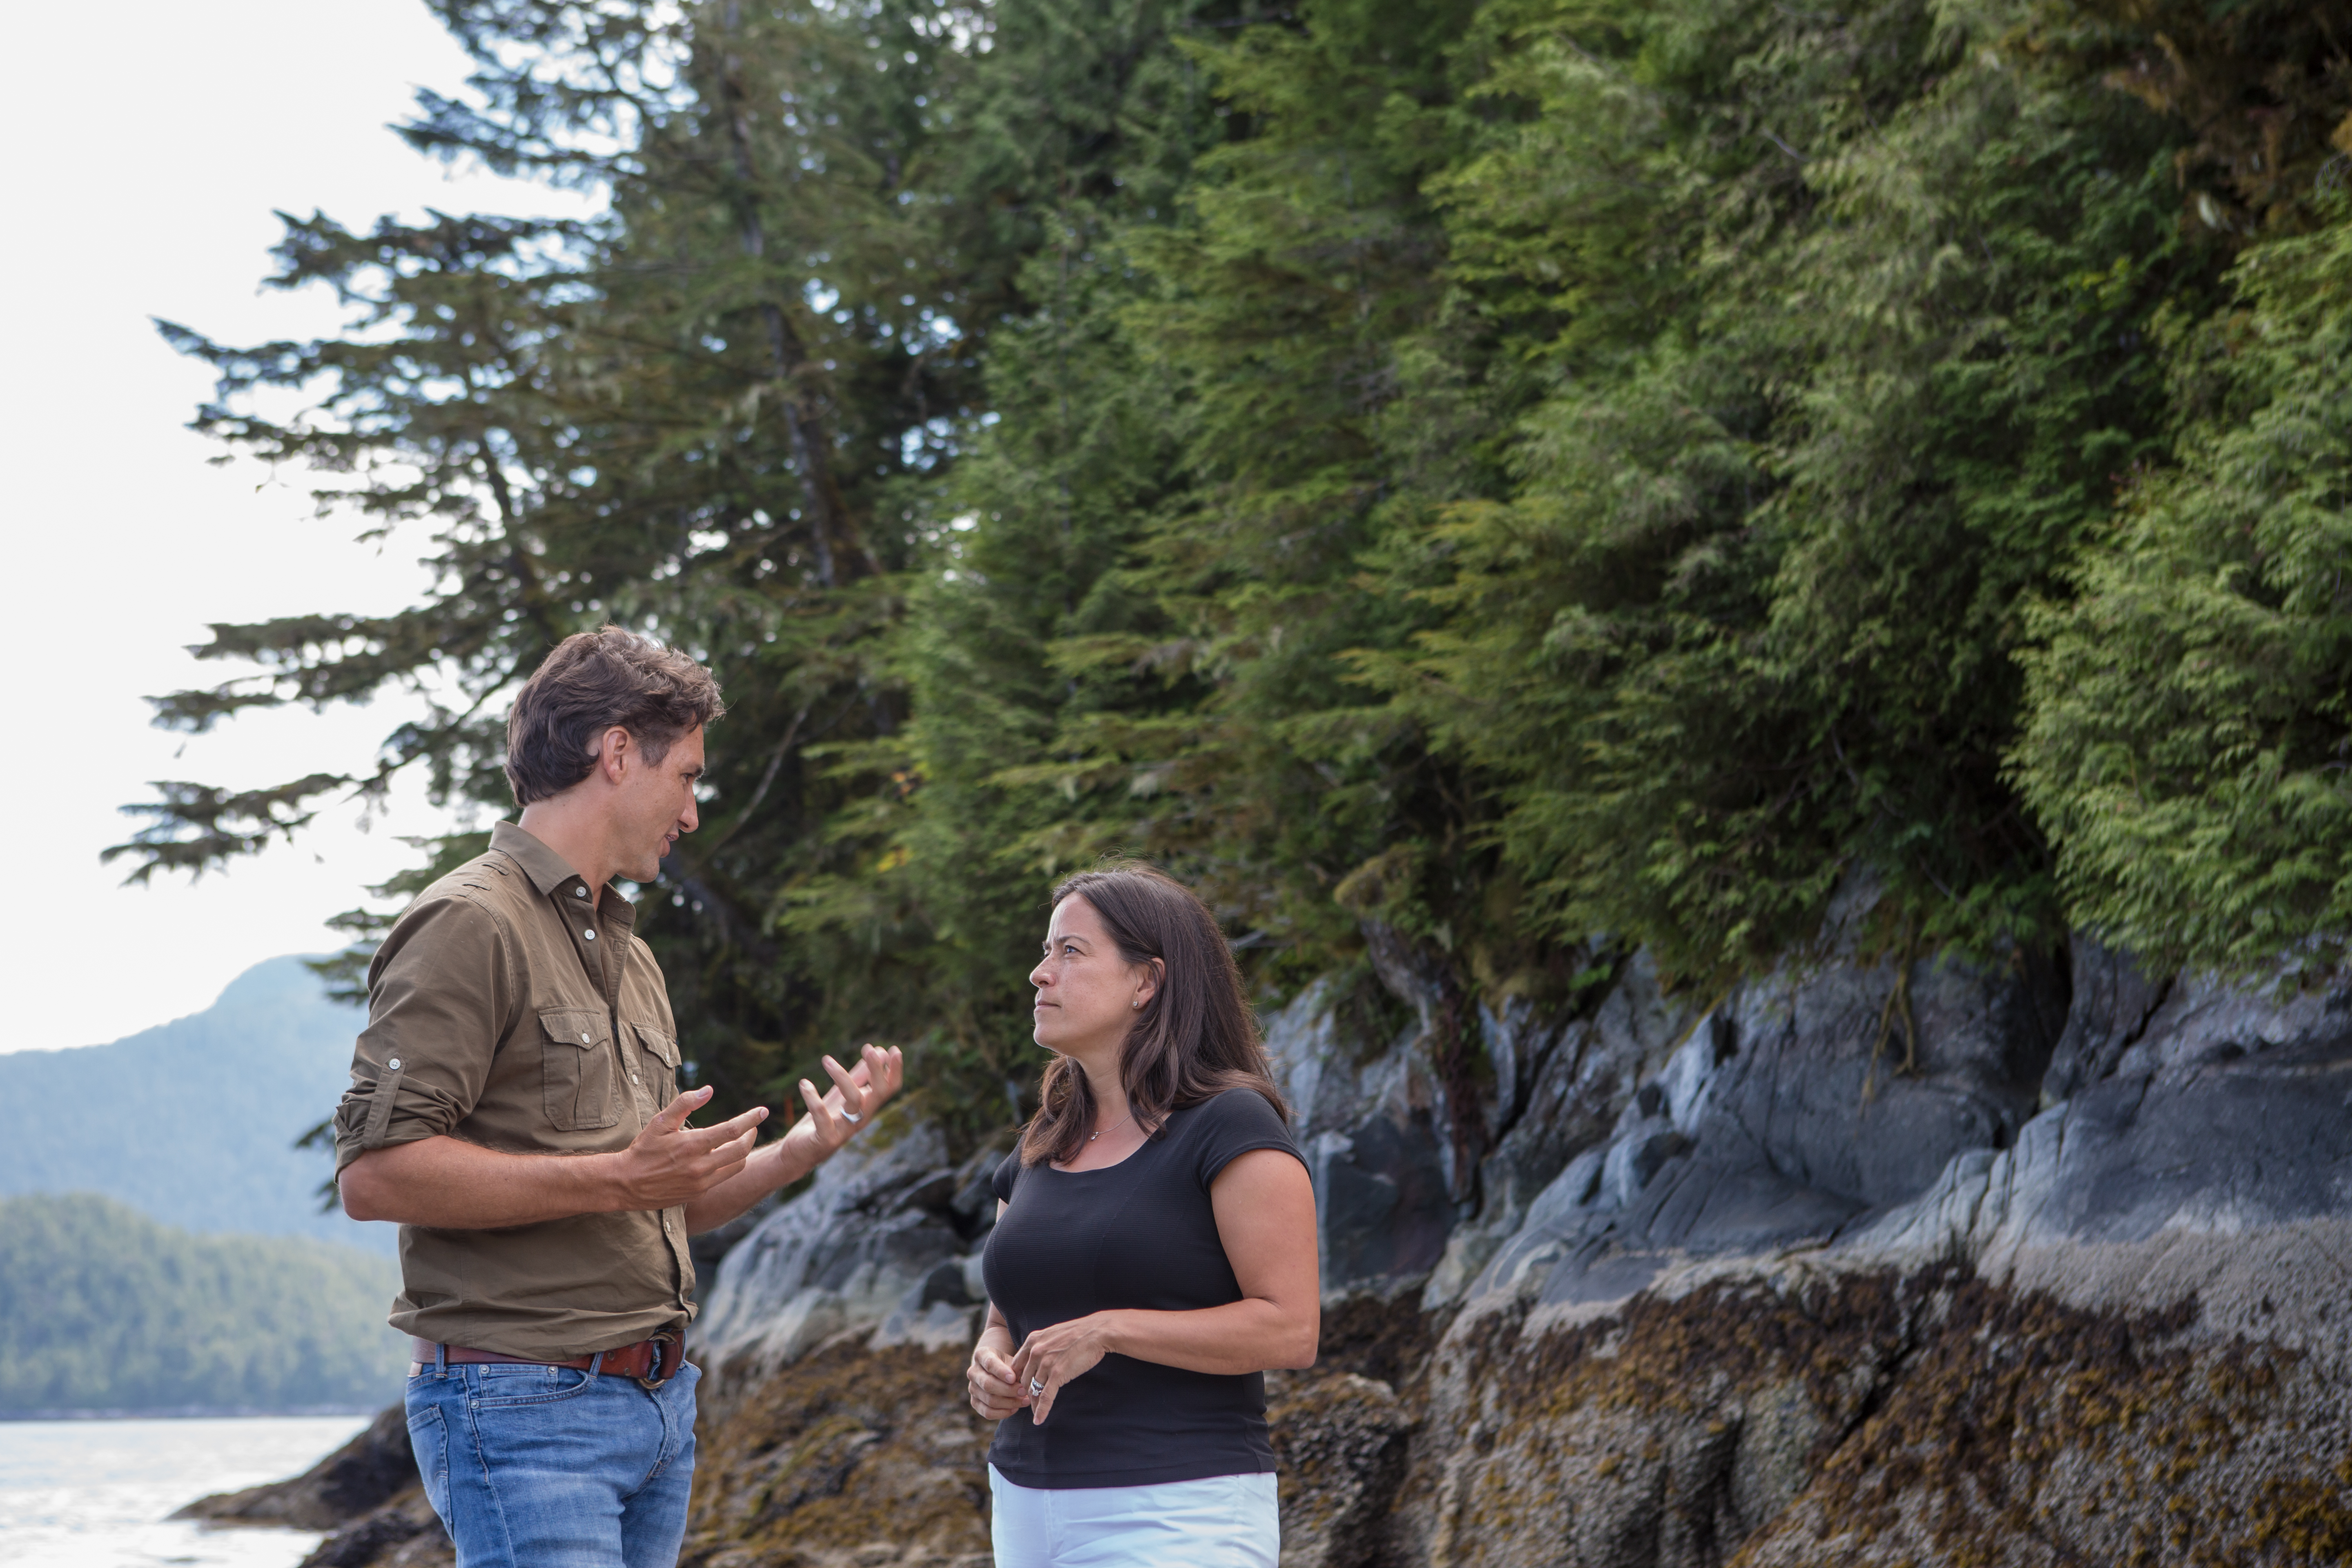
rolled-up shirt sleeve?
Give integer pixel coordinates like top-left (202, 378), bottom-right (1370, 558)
top-left (333, 892), bottom-right (514, 1173)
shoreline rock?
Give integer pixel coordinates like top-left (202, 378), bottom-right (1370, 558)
top-left (177, 1402), bottom-right (450, 1568)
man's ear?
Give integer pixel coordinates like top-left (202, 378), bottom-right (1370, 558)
top-left (595, 726), bottom-right (634, 783)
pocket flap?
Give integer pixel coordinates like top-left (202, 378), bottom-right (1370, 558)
top-left (634, 1022), bottom-right (681, 1068)
top-left (539, 1008), bottom-right (611, 1051)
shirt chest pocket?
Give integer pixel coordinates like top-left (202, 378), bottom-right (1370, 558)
top-left (539, 1008), bottom-right (621, 1131)
top-left (633, 1022), bottom-right (681, 1105)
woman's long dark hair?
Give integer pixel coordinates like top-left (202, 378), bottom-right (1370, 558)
top-left (1019, 863), bottom-right (1290, 1166)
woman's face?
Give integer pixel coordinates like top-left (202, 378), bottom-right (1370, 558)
top-left (1031, 895), bottom-right (1158, 1060)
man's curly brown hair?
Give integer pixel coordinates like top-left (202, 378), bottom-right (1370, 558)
top-left (504, 626), bottom-right (726, 805)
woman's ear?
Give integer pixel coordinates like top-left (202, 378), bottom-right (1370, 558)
top-left (1134, 957), bottom-right (1165, 1010)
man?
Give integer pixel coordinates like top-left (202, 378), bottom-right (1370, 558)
top-left (334, 626), bottom-right (902, 1568)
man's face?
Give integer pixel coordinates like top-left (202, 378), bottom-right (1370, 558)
top-left (614, 724), bottom-right (705, 882)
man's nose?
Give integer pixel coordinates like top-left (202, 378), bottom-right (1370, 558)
top-left (681, 799), bottom-right (699, 833)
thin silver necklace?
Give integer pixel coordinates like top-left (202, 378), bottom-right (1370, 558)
top-left (1089, 1109), bottom-right (1135, 1143)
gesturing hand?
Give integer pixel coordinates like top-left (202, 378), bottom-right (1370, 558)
top-left (613, 1086), bottom-right (767, 1209)
top-left (779, 1042), bottom-right (905, 1164)
top-left (1009, 1314), bottom-right (1114, 1426)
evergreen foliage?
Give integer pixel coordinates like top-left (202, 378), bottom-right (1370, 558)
top-left (120, 0), bottom-right (2352, 1145)
top-left (2015, 193), bottom-right (2352, 975)
top-left (0, 1194), bottom-right (403, 1414)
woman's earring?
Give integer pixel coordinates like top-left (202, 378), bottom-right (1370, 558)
top-left (1133, 1000), bottom-right (1143, 1009)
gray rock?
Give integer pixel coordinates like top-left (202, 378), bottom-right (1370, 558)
top-left (693, 1123), bottom-right (966, 1386)
top-left (1307, 1120), bottom-right (1452, 1288)
top-left (686, 1192), bottom-right (778, 1291)
top-left (2039, 937), bottom-right (2170, 1101)
top-left (1856, 978), bottom-right (2352, 1285)
top-left (1468, 923), bottom-right (2067, 1308)
top-left (2110, 967), bottom-right (2344, 1079)
top-left (870, 1298), bottom-right (981, 1353)
top-left (1423, 958), bottom-right (1700, 1307)
top-left (1266, 985), bottom-right (1457, 1292)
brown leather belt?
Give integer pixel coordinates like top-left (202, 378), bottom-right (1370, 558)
top-left (409, 1333), bottom-right (684, 1387)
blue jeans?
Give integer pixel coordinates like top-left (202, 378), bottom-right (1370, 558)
top-left (988, 1465), bottom-right (1279, 1567)
top-left (405, 1356), bottom-right (700, 1568)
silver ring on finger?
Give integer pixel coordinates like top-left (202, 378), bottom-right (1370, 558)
top-left (839, 1110), bottom-right (861, 1124)
top-left (1028, 1377), bottom-right (1045, 1396)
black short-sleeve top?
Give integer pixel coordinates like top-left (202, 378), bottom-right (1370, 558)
top-left (981, 1087), bottom-right (1307, 1489)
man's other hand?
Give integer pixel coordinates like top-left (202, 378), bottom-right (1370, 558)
top-left (613, 1087), bottom-right (768, 1210)
top-left (779, 1043), bottom-right (905, 1164)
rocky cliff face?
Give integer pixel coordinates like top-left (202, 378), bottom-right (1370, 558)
top-left (232, 910), bottom-right (2352, 1568)
top-left (680, 906), bottom-right (2352, 1568)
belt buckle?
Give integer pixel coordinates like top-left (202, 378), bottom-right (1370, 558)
top-left (637, 1332), bottom-right (682, 1391)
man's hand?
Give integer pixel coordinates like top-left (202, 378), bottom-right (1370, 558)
top-left (679, 1042), bottom-right (906, 1234)
top-left (773, 1043), bottom-right (904, 1169)
top-left (610, 1086), bottom-right (768, 1211)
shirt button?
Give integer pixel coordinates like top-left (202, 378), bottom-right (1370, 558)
top-left (584, 929), bottom-right (597, 940)
top-left (581, 1031), bottom-right (592, 1042)
top-left (387, 1057), bottom-right (402, 1070)
top-left (574, 887), bottom-right (588, 898)
top-left (631, 1072), bottom-right (641, 1084)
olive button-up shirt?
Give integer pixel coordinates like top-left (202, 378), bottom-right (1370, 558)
top-left (331, 822), bottom-right (695, 1359)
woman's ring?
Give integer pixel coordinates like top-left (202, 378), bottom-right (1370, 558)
top-left (839, 1110), bottom-right (861, 1124)
top-left (1027, 1377), bottom-right (1045, 1396)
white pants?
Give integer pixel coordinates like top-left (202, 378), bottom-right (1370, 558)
top-left (988, 1465), bottom-right (1279, 1567)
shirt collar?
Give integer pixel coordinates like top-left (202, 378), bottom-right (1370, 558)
top-left (491, 821), bottom-right (593, 899)
top-left (489, 822), bottom-right (640, 931)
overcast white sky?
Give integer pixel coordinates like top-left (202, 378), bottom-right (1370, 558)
top-left (0, 2), bottom-right (597, 1051)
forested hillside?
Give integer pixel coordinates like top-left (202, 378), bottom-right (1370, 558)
top-left (0, 1194), bottom-right (403, 1414)
top-left (116, 0), bottom-right (2352, 1138)
top-left (0, 956), bottom-right (389, 1253)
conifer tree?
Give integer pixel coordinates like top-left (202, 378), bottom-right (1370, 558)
top-left (117, 0), bottom-right (2352, 1149)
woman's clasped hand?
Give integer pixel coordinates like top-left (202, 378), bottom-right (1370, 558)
top-left (1002, 1311), bottom-right (1110, 1427)
top-left (967, 1313), bottom-right (1118, 1426)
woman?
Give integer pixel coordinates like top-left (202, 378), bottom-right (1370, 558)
top-left (966, 864), bottom-right (1320, 1567)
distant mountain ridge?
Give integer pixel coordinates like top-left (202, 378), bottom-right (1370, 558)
top-left (0, 956), bottom-right (393, 1254)
top-left (0, 1192), bottom-right (404, 1414)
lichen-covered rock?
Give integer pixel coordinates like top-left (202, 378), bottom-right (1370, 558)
top-left (680, 1339), bottom-right (992, 1568)
top-left (1271, 1372), bottom-right (1414, 1568)
top-left (1735, 1274), bottom-right (2352, 1567)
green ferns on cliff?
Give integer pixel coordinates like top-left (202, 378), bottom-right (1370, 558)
top-left (2018, 202), bottom-right (2352, 976)
top-left (117, 0), bottom-right (2352, 1128)
top-left (0, 1194), bottom-right (404, 1413)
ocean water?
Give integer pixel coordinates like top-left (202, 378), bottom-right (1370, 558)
top-left (0, 1415), bottom-right (372, 1568)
